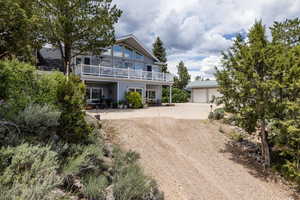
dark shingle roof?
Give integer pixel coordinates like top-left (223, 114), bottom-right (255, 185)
top-left (39, 48), bottom-right (62, 59)
top-left (187, 80), bottom-right (218, 89)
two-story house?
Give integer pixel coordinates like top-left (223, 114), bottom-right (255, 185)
top-left (38, 34), bottom-right (174, 106)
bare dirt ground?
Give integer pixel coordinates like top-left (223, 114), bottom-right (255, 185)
top-left (97, 104), bottom-right (297, 200)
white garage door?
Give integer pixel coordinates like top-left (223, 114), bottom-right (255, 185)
top-left (192, 89), bottom-right (207, 103)
top-left (208, 88), bottom-right (221, 102)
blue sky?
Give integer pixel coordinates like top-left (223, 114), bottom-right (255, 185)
top-left (114, 0), bottom-right (300, 80)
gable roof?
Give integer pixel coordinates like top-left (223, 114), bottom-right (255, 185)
top-left (116, 34), bottom-right (160, 62)
top-left (187, 80), bottom-right (218, 89)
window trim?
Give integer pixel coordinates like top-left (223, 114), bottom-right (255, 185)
top-left (113, 45), bottom-right (124, 58)
top-left (83, 56), bottom-right (92, 65)
top-left (86, 87), bottom-right (104, 101)
top-left (146, 89), bottom-right (156, 101)
top-left (127, 87), bottom-right (144, 97)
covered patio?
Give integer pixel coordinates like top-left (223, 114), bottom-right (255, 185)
top-left (84, 81), bottom-right (118, 108)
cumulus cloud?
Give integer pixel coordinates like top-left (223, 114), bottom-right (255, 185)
top-left (113, 0), bottom-right (300, 79)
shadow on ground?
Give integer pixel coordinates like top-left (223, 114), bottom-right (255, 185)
top-left (219, 140), bottom-right (300, 199)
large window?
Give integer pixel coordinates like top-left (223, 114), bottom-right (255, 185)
top-left (124, 47), bottom-right (134, 59)
top-left (76, 57), bottom-right (82, 65)
top-left (113, 45), bottom-right (123, 57)
top-left (100, 57), bottom-right (112, 67)
top-left (134, 62), bottom-right (144, 71)
top-left (114, 59), bottom-right (124, 68)
top-left (152, 65), bottom-right (160, 72)
top-left (128, 87), bottom-right (143, 97)
top-left (86, 87), bottom-right (103, 101)
top-left (124, 61), bottom-right (134, 70)
top-left (84, 57), bottom-right (91, 65)
top-left (135, 51), bottom-right (144, 61)
top-left (146, 90), bottom-right (156, 101)
top-left (102, 47), bottom-right (111, 56)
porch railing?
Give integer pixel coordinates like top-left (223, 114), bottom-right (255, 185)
top-left (75, 64), bottom-right (174, 83)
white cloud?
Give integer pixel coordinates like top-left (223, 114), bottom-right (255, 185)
top-left (113, 0), bottom-right (300, 80)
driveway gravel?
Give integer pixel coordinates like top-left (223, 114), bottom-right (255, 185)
top-left (95, 103), bottom-right (295, 200)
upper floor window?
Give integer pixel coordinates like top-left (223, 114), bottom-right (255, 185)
top-left (124, 47), bottom-right (134, 59)
top-left (125, 61), bottom-right (134, 69)
top-left (135, 51), bottom-right (144, 61)
top-left (114, 59), bottom-right (125, 68)
top-left (152, 65), bottom-right (160, 72)
top-left (134, 62), bottom-right (144, 71)
top-left (100, 57), bottom-right (112, 67)
top-left (102, 47), bottom-right (111, 56)
top-left (84, 57), bottom-right (91, 65)
top-left (76, 57), bottom-right (82, 65)
top-left (113, 45), bottom-right (123, 57)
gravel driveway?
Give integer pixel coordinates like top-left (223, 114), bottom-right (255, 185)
top-left (95, 103), bottom-right (295, 200)
top-left (88, 103), bottom-right (212, 120)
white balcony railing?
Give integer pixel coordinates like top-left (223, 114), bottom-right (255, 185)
top-left (75, 64), bottom-right (174, 83)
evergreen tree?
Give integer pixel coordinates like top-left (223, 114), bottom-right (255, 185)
top-left (0, 0), bottom-right (42, 62)
top-left (36, 0), bottom-right (122, 75)
top-left (269, 19), bottom-right (300, 179)
top-left (152, 37), bottom-right (168, 73)
top-left (270, 18), bottom-right (300, 46)
top-left (216, 21), bottom-right (275, 166)
top-left (195, 76), bottom-right (203, 81)
top-left (174, 61), bottom-right (190, 89)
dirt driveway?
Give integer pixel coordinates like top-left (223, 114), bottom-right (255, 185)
top-left (89, 103), bottom-right (212, 120)
top-left (96, 104), bottom-right (296, 200)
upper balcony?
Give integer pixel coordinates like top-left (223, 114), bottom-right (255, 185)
top-left (75, 64), bottom-right (174, 84)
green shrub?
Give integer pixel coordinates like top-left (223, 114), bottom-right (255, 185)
top-left (0, 60), bottom-right (38, 118)
top-left (208, 108), bottom-right (225, 120)
top-left (112, 148), bottom-right (164, 200)
top-left (113, 164), bottom-right (163, 200)
top-left (56, 75), bottom-right (91, 143)
top-left (14, 104), bottom-right (60, 138)
top-left (125, 92), bottom-right (143, 108)
top-left (83, 175), bottom-right (108, 200)
top-left (63, 143), bottom-right (104, 175)
top-left (0, 61), bottom-right (65, 120)
top-left (280, 160), bottom-right (300, 185)
top-left (0, 143), bottom-right (61, 199)
top-left (162, 87), bottom-right (189, 103)
top-left (229, 131), bottom-right (244, 142)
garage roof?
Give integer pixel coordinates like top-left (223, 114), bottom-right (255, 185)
top-left (187, 80), bottom-right (218, 89)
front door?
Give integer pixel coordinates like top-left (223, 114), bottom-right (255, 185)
top-left (146, 89), bottom-right (156, 104)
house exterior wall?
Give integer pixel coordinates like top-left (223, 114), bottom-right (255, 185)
top-left (146, 85), bottom-right (162, 101)
top-left (75, 43), bottom-right (160, 73)
top-left (85, 81), bottom-right (117, 101)
top-left (38, 35), bottom-right (172, 105)
top-left (117, 81), bottom-right (146, 101)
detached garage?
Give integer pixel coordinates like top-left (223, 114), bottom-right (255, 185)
top-left (187, 80), bottom-right (221, 103)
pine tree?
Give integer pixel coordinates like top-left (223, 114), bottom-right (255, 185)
top-left (269, 19), bottom-right (300, 179)
top-left (174, 61), bottom-right (190, 89)
top-left (216, 21), bottom-right (275, 167)
top-left (0, 0), bottom-right (42, 62)
top-left (152, 37), bottom-right (168, 73)
top-left (195, 76), bottom-right (203, 81)
top-left (36, 0), bottom-right (122, 75)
